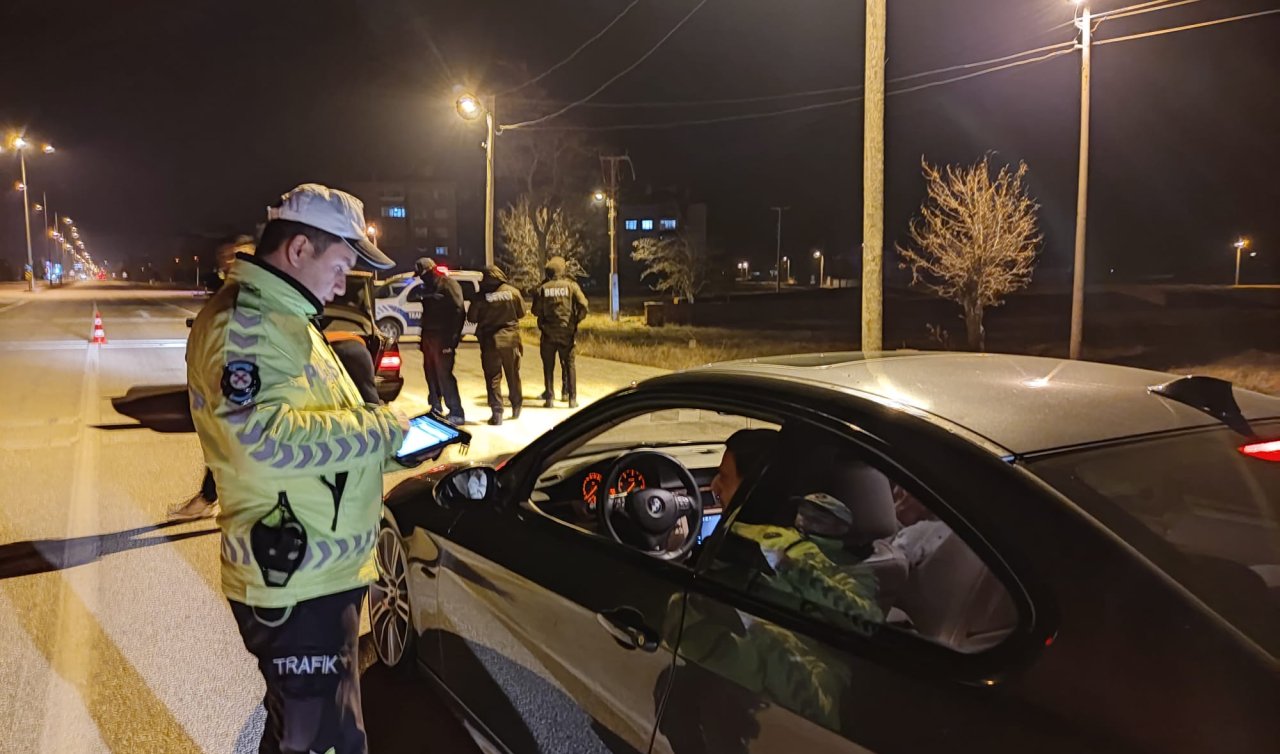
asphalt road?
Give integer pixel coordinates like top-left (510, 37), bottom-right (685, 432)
top-left (0, 281), bottom-right (665, 754)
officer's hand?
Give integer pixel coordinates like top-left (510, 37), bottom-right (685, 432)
top-left (389, 406), bottom-right (412, 433)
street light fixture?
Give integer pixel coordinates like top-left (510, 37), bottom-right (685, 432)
top-left (454, 89), bottom-right (496, 268)
top-left (5, 133), bottom-right (53, 292)
top-left (813, 249), bottom-right (825, 288)
top-left (1233, 237), bottom-right (1251, 286)
top-left (592, 190), bottom-right (607, 205)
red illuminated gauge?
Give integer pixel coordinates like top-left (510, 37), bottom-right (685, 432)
top-left (582, 471), bottom-right (603, 508)
top-left (609, 468), bottom-right (646, 496)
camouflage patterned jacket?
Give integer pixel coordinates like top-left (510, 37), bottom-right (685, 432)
top-left (187, 256), bottom-right (405, 608)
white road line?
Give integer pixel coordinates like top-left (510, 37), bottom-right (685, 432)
top-left (0, 339), bottom-right (187, 351)
top-left (0, 298), bottom-right (31, 316)
top-left (40, 340), bottom-right (102, 753)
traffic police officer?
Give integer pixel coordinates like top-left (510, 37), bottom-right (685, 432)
top-left (532, 255), bottom-right (588, 408)
top-left (187, 184), bottom-right (408, 754)
top-left (414, 257), bottom-right (466, 424)
top-left (467, 264), bottom-right (525, 425)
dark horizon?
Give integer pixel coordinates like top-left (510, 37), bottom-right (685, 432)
top-left (1, 0), bottom-right (1277, 286)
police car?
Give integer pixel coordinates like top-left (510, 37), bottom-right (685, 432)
top-left (374, 268), bottom-right (482, 343)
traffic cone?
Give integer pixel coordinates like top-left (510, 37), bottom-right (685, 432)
top-left (91, 309), bottom-right (107, 344)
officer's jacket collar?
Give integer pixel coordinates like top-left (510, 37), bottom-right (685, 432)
top-left (230, 253), bottom-right (324, 317)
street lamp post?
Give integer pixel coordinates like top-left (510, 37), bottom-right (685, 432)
top-left (781, 256), bottom-right (790, 285)
top-left (813, 250), bottom-right (825, 288)
top-left (1069, 0), bottom-right (1092, 359)
top-left (1233, 238), bottom-right (1250, 286)
top-left (771, 206), bottom-right (787, 294)
top-left (592, 189), bottom-right (621, 321)
top-left (455, 92), bottom-right (496, 269)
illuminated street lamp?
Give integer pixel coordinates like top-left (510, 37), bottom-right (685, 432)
top-left (3, 134), bottom-right (54, 291)
top-left (781, 255), bottom-right (791, 284)
top-left (813, 249), bottom-right (825, 288)
top-left (455, 89), bottom-right (496, 267)
top-left (1233, 238), bottom-right (1251, 286)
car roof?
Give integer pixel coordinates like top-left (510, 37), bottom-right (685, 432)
top-left (382, 269), bottom-right (483, 284)
top-left (680, 351), bottom-right (1280, 456)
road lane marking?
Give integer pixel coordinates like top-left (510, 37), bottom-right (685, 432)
top-left (0, 339), bottom-right (187, 351)
top-left (0, 298), bottom-right (30, 316)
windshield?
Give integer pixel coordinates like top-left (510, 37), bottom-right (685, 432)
top-left (330, 275), bottom-right (373, 313)
top-left (1028, 422), bottom-right (1280, 656)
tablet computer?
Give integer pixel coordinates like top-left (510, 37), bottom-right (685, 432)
top-left (395, 412), bottom-right (469, 466)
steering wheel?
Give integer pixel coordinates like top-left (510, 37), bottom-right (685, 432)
top-left (598, 450), bottom-right (703, 561)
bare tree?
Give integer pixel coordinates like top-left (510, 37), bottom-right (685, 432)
top-left (897, 155), bottom-right (1041, 351)
top-left (631, 233), bottom-right (709, 303)
top-left (498, 194), bottom-right (592, 291)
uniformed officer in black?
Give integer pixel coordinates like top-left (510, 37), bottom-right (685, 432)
top-left (467, 265), bottom-right (525, 425)
top-left (532, 256), bottom-right (588, 408)
top-left (415, 257), bottom-right (467, 425)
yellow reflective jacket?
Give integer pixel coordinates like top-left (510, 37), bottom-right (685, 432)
top-left (187, 257), bottom-right (405, 607)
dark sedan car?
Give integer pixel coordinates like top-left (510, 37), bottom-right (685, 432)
top-left (370, 352), bottom-right (1279, 754)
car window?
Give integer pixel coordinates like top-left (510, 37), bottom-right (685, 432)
top-left (405, 283), bottom-right (424, 303)
top-left (1029, 422), bottom-right (1280, 657)
top-left (703, 433), bottom-right (1019, 654)
top-left (375, 281), bottom-right (407, 299)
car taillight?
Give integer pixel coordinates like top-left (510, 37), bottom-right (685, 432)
top-left (379, 351), bottom-right (402, 371)
top-left (1238, 440), bottom-right (1280, 462)
top-left (436, 265), bottom-right (450, 274)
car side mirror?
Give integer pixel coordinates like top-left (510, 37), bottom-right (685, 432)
top-left (435, 467), bottom-right (500, 508)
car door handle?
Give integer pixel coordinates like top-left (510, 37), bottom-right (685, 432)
top-left (596, 607), bottom-right (659, 653)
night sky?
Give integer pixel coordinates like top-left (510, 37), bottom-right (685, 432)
top-left (1, 0), bottom-right (1277, 285)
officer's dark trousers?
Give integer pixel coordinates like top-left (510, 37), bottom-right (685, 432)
top-left (539, 336), bottom-right (577, 400)
top-left (479, 328), bottom-right (522, 413)
top-left (421, 336), bottom-right (464, 419)
top-left (230, 587), bottom-right (366, 754)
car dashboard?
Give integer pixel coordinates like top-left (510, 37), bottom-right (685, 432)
top-left (529, 443), bottom-right (726, 539)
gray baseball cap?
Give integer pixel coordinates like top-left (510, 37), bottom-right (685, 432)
top-left (267, 183), bottom-right (394, 270)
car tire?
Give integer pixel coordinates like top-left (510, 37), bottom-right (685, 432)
top-left (369, 524), bottom-right (415, 671)
top-left (377, 318), bottom-right (403, 343)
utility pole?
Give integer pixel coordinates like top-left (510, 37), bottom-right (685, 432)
top-left (484, 95), bottom-right (497, 269)
top-left (771, 206), bottom-right (788, 293)
top-left (861, 0), bottom-right (886, 352)
top-left (1069, 2), bottom-right (1092, 360)
top-left (599, 154), bottom-right (635, 321)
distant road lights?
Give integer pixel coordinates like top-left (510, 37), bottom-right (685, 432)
top-left (41, 144), bottom-right (54, 154)
top-left (14, 181), bottom-right (24, 192)
top-left (813, 249), bottom-right (825, 288)
top-left (63, 216), bottom-right (72, 225)
top-left (592, 190), bottom-right (607, 205)
top-left (11, 136), bottom-right (28, 150)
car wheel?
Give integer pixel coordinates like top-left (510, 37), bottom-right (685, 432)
top-left (378, 318), bottom-right (403, 343)
top-left (369, 524), bottom-right (415, 670)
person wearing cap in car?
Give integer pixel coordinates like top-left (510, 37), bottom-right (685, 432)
top-left (187, 183), bottom-right (409, 754)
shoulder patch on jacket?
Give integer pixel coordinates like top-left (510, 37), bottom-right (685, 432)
top-left (222, 360), bottom-right (261, 405)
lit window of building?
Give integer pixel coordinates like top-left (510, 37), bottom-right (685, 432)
top-left (383, 205), bottom-right (407, 218)
top-left (624, 219), bottom-right (638, 231)
top-left (640, 219), bottom-right (654, 231)
top-left (435, 246), bottom-right (448, 256)
top-left (660, 218), bottom-right (677, 230)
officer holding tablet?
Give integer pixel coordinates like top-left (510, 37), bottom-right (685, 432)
top-left (188, 184), bottom-right (462, 754)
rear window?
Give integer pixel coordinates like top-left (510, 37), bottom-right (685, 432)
top-left (1029, 422), bottom-right (1280, 656)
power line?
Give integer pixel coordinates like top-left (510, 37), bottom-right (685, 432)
top-left (499, 0), bottom-right (643, 97)
top-left (524, 48), bottom-right (1074, 131)
top-left (1095, 7), bottom-right (1280, 45)
top-left (509, 39), bottom-right (1074, 110)
top-left (520, 5), bottom-right (1275, 132)
top-left (1102, 0), bottom-right (1204, 23)
top-left (1048, 0), bottom-right (1182, 32)
top-left (502, 0), bottom-right (709, 130)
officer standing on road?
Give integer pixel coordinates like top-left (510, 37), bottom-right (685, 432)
top-left (532, 255), bottom-right (588, 408)
top-left (414, 257), bottom-right (466, 425)
top-left (187, 183), bottom-right (408, 754)
top-left (467, 264), bottom-right (525, 425)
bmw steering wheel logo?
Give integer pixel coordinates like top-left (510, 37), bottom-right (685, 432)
top-left (646, 496), bottom-right (664, 515)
